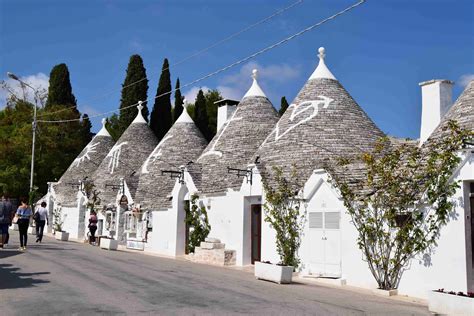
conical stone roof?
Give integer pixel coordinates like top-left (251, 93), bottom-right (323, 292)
top-left (92, 103), bottom-right (159, 205)
top-left (52, 119), bottom-right (115, 206)
top-left (256, 47), bottom-right (385, 186)
top-left (197, 69), bottom-right (279, 194)
top-left (135, 106), bottom-right (208, 210)
top-left (427, 80), bottom-right (474, 142)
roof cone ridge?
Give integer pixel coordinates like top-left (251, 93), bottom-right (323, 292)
top-left (243, 69), bottom-right (267, 99)
top-left (309, 47), bottom-right (336, 80)
top-left (96, 118), bottom-right (111, 137)
top-left (132, 101), bottom-right (147, 124)
top-left (176, 99), bottom-right (194, 123)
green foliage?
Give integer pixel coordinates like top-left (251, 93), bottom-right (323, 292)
top-left (184, 194), bottom-right (211, 253)
top-left (262, 166), bottom-right (306, 268)
top-left (84, 181), bottom-right (102, 214)
top-left (150, 58), bottom-right (172, 141)
top-left (186, 103), bottom-right (195, 120)
top-left (106, 114), bottom-right (121, 141)
top-left (115, 54), bottom-right (149, 138)
top-left (327, 121), bottom-right (473, 290)
top-left (194, 89), bottom-right (209, 140)
top-left (53, 207), bottom-right (63, 232)
top-left (279, 96), bottom-right (289, 116)
top-left (205, 89), bottom-right (223, 137)
top-left (45, 63), bottom-right (77, 109)
top-left (173, 78), bottom-right (184, 122)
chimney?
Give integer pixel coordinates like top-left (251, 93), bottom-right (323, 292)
top-left (419, 79), bottom-right (454, 144)
top-left (215, 99), bottom-right (239, 131)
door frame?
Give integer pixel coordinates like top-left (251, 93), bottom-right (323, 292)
top-left (251, 204), bottom-right (262, 264)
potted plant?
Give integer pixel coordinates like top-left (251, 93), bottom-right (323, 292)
top-left (257, 166), bottom-right (306, 284)
top-left (428, 289), bottom-right (474, 315)
top-left (53, 208), bottom-right (69, 241)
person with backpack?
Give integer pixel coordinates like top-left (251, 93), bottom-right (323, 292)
top-left (16, 197), bottom-right (32, 250)
top-left (88, 211), bottom-right (98, 245)
top-left (0, 196), bottom-right (9, 249)
top-left (34, 201), bottom-right (48, 243)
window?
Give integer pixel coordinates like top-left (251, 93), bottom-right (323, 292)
top-left (124, 211), bottom-right (137, 232)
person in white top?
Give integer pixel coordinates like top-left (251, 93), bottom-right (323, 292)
top-left (34, 201), bottom-right (49, 243)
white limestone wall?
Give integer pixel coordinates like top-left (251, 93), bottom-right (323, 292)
top-left (62, 206), bottom-right (79, 239)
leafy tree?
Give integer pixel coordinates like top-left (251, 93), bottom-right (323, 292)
top-left (327, 121), bottom-right (473, 290)
top-left (262, 165), bottom-right (306, 268)
top-left (205, 89), bottom-right (223, 137)
top-left (116, 54), bottom-right (149, 138)
top-left (186, 103), bottom-right (195, 120)
top-left (150, 58), bottom-right (172, 141)
top-left (80, 114), bottom-right (93, 145)
top-left (173, 78), bottom-right (184, 122)
top-left (45, 63), bottom-right (77, 109)
top-left (279, 96), bottom-right (289, 116)
top-left (194, 89), bottom-right (209, 140)
top-left (184, 194), bottom-right (211, 253)
top-left (106, 114), bottom-right (121, 141)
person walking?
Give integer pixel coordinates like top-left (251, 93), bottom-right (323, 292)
top-left (3, 196), bottom-right (14, 247)
top-left (0, 196), bottom-right (9, 249)
top-left (34, 201), bottom-right (48, 243)
top-left (88, 211), bottom-right (98, 245)
top-left (16, 198), bottom-right (32, 250)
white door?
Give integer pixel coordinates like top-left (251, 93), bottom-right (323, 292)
top-left (308, 210), bottom-right (341, 277)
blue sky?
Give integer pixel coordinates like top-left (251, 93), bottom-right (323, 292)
top-left (1, 0), bottom-right (473, 138)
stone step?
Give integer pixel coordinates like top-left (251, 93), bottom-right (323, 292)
top-left (200, 241), bottom-right (225, 249)
top-left (205, 237), bottom-right (221, 243)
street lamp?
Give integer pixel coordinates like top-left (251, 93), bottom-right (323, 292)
top-left (7, 72), bottom-right (38, 197)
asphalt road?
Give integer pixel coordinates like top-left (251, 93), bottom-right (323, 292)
top-left (1, 231), bottom-right (429, 315)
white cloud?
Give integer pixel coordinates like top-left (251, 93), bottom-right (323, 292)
top-left (183, 61), bottom-right (301, 104)
top-left (183, 86), bottom-right (210, 104)
top-left (79, 104), bottom-right (102, 117)
top-left (459, 74), bottom-right (474, 87)
top-left (0, 72), bottom-right (49, 106)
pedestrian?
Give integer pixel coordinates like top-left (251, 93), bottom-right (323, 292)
top-left (0, 196), bottom-right (9, 249)
top-left (16, 197), bottom-right (32, 251)
top-left (4, 195), bottom-right (14, 247)
top-left (88, 211), bottom-right (98, 245)
top-left (34, 201), bottom-right (48, 243)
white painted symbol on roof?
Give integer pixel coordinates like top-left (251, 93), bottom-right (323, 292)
top-left (72, 141), bottom-right (100, 168)
top-left (107, 142), bottom-right (128, 174)
top-left (264, 95), bottom-right (333, 144)
top-left (141, 135), bottom-right (173, 174)
top-left (198, 108), bottom-right (243, 160)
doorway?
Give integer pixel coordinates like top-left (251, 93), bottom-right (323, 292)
top-left (251, 204), bottom-right (262, 264)
top-left (308, 210), bottom-right (342, 277)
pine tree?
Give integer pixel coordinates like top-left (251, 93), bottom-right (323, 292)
top-left (173, 78), bottom-right (184, 122)
top-left (150, 58), bottom-right (172, 140)
top-left (279, 96), bottom-right (289, 116)
top-left (45, 63), bottom-right (77, 109)
top-left (117, 54), bottom-right (149, 137)
top-left (194, 89), bottom-right (209, 140)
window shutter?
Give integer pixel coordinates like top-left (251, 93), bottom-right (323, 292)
top-left (309, 212), bottom-right (323, 229)
top-left (324, 212), bottom-right (340, 229)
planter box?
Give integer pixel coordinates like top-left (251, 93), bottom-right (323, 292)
top-left (100, 238), bottom-right (118, 251)
top-left (28, 226), bottom-right (36, 235)
top-left (255, 261), bottom-right (293, 284)
top-left (55, 231), bottom-right (69, 241)
top-left (428, 291), bottom-right (474, 316)
top-left (372, 288), bottom-right (398, 297)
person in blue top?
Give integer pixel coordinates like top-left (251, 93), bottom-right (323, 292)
top-left (16, 197), bottom-right (32, 250)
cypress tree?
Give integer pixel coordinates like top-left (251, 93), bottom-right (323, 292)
top-left (279, 96), bottom-right (289, 116)
top-left (173, 78), bottom-right (184, 122)
top-left (205, 89), bottom-right (222, 138)
top-left (45, 63), bottom-right (77, 109)
top-left (150, 58), bottom-right (172, 140)
top-left (194, 89), bottom-right (209, 140)
top-left (118, 54), bottom-right (149, 137)
top-left (80, 114), bottom-right (93, 146)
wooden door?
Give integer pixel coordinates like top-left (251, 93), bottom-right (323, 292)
top-left (251, 204), bottom-right (262, 264)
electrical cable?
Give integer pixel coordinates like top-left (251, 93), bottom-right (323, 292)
top-left (37, 0), bottom-right (366, 124)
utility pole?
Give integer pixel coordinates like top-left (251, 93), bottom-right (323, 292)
top-left (7, 72), bottom-right (39, 197)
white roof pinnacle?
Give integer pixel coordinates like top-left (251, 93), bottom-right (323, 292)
top-left (176, 98), bottom-right (194, 123)
top-left (243, 69), bottom-right (267, 99)
top-left (132, 101), bottom-right (147, 124)
top-left (309, 47), bottom-right (337, 80)
top-left (95, 117), bottom-right (111, 137)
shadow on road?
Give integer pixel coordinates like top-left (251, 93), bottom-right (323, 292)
top-left (0, 250), bottom-right (24, 260)
top-left (0, 263), bottom-right (50, 290)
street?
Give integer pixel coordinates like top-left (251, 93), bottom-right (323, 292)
top-left (1, 231), bottom-right (429, 315)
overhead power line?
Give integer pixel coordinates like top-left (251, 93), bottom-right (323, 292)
top-left (37, 0), bottom-right (304, 118)
top-left (37, 0), bottom-right (366, 124)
